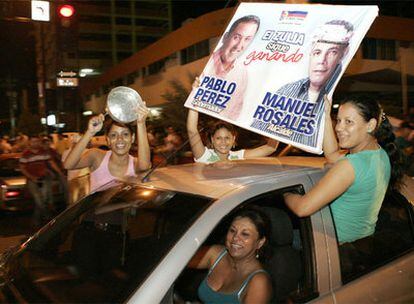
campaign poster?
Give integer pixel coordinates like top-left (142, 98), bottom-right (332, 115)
top-left (184, 3), bottom-right (378, 154)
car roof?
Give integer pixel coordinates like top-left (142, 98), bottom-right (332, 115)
top-left (131, 156), bottom-right (326, 198)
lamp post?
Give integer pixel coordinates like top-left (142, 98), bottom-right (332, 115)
top-left (31, 0), bottom-right (50, 129)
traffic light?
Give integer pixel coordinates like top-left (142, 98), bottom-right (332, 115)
top-left (56, 3), bottom-right (77, 51)
top-left (58, 4), bottom-right (75, 18)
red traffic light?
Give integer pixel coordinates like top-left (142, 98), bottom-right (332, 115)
top-left (58, 4), bottom-right (75, 18)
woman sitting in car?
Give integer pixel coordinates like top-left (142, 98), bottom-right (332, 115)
top-left (189, 207), bottom-right (272, 303)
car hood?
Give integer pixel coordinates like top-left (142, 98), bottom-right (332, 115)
top-left (0, 176), bottom-right (26, 187)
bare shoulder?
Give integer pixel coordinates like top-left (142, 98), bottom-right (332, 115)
top-left (249, 270), bottom-right (272, 285)
top-left (208, 245), bottom-right (225, 260)
top-left (330, 157), bottom-right (354, 174)
top-left (243, 269), bottom-right (272, 303)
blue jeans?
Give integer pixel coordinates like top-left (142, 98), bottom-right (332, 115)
top-left (27, 177), bottom-right (53, 225)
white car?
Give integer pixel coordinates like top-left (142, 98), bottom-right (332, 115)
top-left (0, 157), bottom-right (413, 303)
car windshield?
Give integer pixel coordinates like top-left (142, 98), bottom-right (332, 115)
top-left (9, 182), bottom-right (212, 303)
top-left (0, 158), bottom-right (21, 177)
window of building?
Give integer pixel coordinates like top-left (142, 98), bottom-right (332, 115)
top-left (79, 33), bottom-right (112, 42)
top-left (126, 72), bottom-right (138, 85)
top-left (116, 17), bottom-right (131, 25)
top-left (148, 60), bottom-right (165, 75)
top-left (362, 38), bottom-right (397, 60)
top-left (116, 34), bottom-right (132, 43)
top-left (117, 51), bottom-right (133, 62)
top-left (78, 50), bottom-right (111, 60)
top-left (180, 39), bottom-right (210, 65)
top-left (79, 15), bottom-right (111, 24)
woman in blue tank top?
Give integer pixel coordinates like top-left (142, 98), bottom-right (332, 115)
top-left (189, 207), bottom-right (272, 303)
top-left (284, 96), bottom-right (404, 243)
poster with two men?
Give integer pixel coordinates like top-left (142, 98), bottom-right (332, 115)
top-left (184, 3), bottom-right (378, 154)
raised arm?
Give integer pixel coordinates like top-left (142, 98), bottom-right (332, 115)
top-left (322, 95), bottom-right (342, 163)
top-left (244, 138), bottom-right (279, 158)
top-left (135, 104), bottom-right (151, 172)
top-left (187, 245), bottom-right (223, 269)
top-left (284, 159), bottom-right (355, 217)
top-left (187, 109), bottom-right (206, 160)
top-left (187, 76), bottom-right (206, 160)
top-left (63, 114), bottom-right (104, 170)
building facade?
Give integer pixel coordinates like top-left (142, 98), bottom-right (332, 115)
top-left (33, 0), bottom-right (173, 130)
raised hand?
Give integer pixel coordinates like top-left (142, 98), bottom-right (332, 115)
top-left (88, 114), bottom-right (105, 135)
top-left (192, 76), bottom-right (201, 89)
top-left (136, 102), bottom-right (149, 124)
top-left (267, 138), bottom-right (279, 149)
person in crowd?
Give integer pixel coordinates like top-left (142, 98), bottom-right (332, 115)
top-left (42, 135), bottom-right (68, 209)
top-left (284, 96), bottom-right (404, 244)
top-left (63, 104), bottom-right (151, 192)
top-left (153, 126), bottom-right (184, 164)
top-left (276, 19), bottom-right (354, 147)
top-left (55, 133), bottom-right (70, 156)
top-left (394, 121), bottom-right (413, 154)
top-left (0, 136), bottom-right (12, 153)
top-left (394, 121), bottom-right (414, 176)
top-left (154, 126), bottom-right (183, 154)
top-left (12, 132), bottom-right (29, 152)
top-left (193, 15), bottom-right (260, 120)
top-left (187, 108), bottom-right (278, 164)
top-left (146, 126), bottom-right (157, 148)
top-left (20, 136), bottom-right (64, 226)
top-left (189, 207), bottom-right (272, 303)
top-left (61, 133), bottom-right (90, 204)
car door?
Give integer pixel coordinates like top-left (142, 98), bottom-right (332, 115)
top-left (321, 191), bottom-right (414, 303)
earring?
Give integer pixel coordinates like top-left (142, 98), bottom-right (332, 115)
top-left (255, 249), bottom-right (259, 259)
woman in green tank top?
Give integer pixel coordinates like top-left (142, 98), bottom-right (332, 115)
top-left (284, 96), bottom-right (404, 243)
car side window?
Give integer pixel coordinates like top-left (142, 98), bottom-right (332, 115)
top-left (173, 189), bottom-right (318, 303)
top-left (337, 190), bottom-right (414, 283)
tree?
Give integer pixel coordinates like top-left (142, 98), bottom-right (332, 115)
top-left (160, 73), bottom-right (194, 135)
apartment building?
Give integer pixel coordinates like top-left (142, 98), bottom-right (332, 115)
top-left (33, 0), bottom-right (172, 129)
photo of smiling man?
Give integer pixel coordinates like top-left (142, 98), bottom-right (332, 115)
top-left (201, 15), bottom-right (260, 120)
top-left (276, 19), bottom-right (354, 147)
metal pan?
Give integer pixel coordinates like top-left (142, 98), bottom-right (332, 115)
top-left (106, 86), bottom-right (144, 124)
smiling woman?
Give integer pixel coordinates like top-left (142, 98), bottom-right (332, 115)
top-left (63, 104), bottom-right (151, 192)
top-left (284, 96), bottom-right (405, 244)
top-left (188, 207), bottom-right (273, 304)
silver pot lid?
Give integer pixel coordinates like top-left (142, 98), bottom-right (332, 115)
top-left (107, 86), bottom-right (143, 124)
